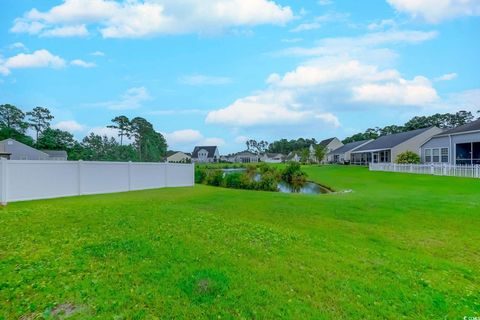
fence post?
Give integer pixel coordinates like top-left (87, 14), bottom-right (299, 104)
top-left (164, 162), bottom-right (168, 187)
top-left (192, 163), bottom-right (195, 186)
top-left (1, 158), bottom-right (8, 205)
top-left (128, 161), bottom-right (132, 191)
top-left (77, 160), bottom-right (83, 195)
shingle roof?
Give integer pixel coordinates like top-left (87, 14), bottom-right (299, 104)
top-left (319, 137), bottom-right (335, 147)
top-left (192, 146), bottom-right (218, 158)
top-left (353, 127), bottom-right (433, 152)
top-left (328, 140), bottom-right (371, 155)
top-left (42, 150), bottom-right (67, 157)
top-left (436, 118), bottom-right (480, 136)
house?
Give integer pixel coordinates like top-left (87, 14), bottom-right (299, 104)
top-left (191, 146), bottom-right (219, 163)
top-left (318, 137), bottom-right (343, 163)
top-left (0, 139), bottom-right (50, 160)
top-left (420, 118), bottom-right (480, 165)
top-left (261, 153), bottom-right (285, 163)
top-left (286, 151), bottom-right (301, 162)
top-left (166, 151), bottom-right (191, 163)
top-left (327, 139), bottom-right (373, 164)
top-left (351, 127), bottom-right (442, 164)
top-left (226, 150), bottom-right (260, 163)
top-left (42, 150), bottom-right (68, 161)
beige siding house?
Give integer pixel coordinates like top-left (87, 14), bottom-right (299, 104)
top-left (351, 127), bottom-right (442, 164)
top-left (166, 151), bottom-right (191, 163)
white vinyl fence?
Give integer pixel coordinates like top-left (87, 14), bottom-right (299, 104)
top-left (369, 163), bottom-right (480, 179)
top-left (0, 159), bottom-right (194, 204)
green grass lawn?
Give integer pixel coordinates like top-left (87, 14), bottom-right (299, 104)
top-left (1, 166), bottom-right (479, 319)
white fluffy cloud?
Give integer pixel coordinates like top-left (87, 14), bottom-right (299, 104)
top-left (41, 24), bottom-right (89, 37)
top-left (206, 57), bottom-right (441, 129)
top-left (165, 129), bottom-right (204, 144)
top-left (434, 73), bottom-right (458, 81)
top-left (280, 30), bottom-right (438, 58)
top-left (0, 50), bottom-right (66, 75)
top-left (206, 88), bottom-right (340, 127)
top-left (92, 87), bottom-right (151, 110)
top-left (387, 0), bottom-right (480, 23)
top-left (0, 49), bottom-right (99, 76)
top-left (164, 129), bottom-right (225, 149)
top-left (12, 0), bottom-right (294, 38)
top-left (71, 59), bottom-right (96, 68)
top-left (352, 76), bottom-right (438, 105)
top-left (53, 120), bottom-right (86, 132)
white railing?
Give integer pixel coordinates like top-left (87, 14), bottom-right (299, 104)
top-left (0, 159), bottom-right (194, 204)
top-left (369, 163), bottom-right (480, 179)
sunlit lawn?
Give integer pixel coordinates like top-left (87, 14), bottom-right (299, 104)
top-left (0, 166), bottom-right (479, 319)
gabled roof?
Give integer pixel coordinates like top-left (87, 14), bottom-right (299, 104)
top-left (166, 151), bottom-right (190, 157)
top-left (319, 137), bottom-right (336, 147)
top-left (353, 127), bottom-right (433, 152)
top-left (42, 150), bottom-right (67, 157)
top-left (435, 118), bottom-right (480, 136)
top-left (0, 138), bottom-right (49, 157)
top-left (328, 140), bottom-right (372, 155)
top-left (192, 146), bottom-right (218, 158)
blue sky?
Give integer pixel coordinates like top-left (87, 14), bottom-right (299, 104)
top-left (0, 0), bottom-right (479, 153)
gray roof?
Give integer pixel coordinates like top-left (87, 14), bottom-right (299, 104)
top-left (328, 140), bottom-right (371, 155)
top-left (319, 137), bottom-right (336, 147)
top-left (192, 146), bottom-right (218, 158)
top-left (436, 118), bottom-right (480, 136)
top-left (42, 150), bottom-right (67, 157)
top-left (353, 127), bottom-right (433, 152)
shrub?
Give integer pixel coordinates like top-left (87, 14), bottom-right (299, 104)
top-left (195, 167), bottom-right (207, 183)
top-left (223, 172), bottom-right (244, 189)
top-left (396, 151), bottom-right (421, 164)
top-left (205, 170), bottom-right (224, 186)
top-left (255, 171), bottom-right (279, 192)
top-left (290, 172), bottom-right (307, 191)
top-left (281, 162), bottom-right (307, 183)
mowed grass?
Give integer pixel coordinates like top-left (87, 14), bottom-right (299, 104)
top-left (0, 166), bottom-right (479, 319)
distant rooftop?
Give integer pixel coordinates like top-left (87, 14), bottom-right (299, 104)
top-left (354, 127), bottom-right (433, 152)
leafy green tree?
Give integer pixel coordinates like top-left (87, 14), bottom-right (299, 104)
top-left (0, 127), bottom-right (34, 146)
top-left (26, 107), bottom-right (54, 143)
top-left (314, 145), bottom-right (327, 163)
top-left (268, 138), bottom-right (317, 154)
top-left (300, 148), bottom-right (310, 164)
top-left (246, 139), bottom-right (269, 154)
top-left (0, 104), bottom-right (28, 133)
top-left (130, 117), bottom-right (167, 162)
top-left (107, 115), bottom-right (131, 146)
top-left (395, 151), bottom-right (421, 164)
top-left (37, 128), bottom-right (76, 151)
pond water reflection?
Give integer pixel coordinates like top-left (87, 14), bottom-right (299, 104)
top-left (222, 168), bottom-right (329, 194)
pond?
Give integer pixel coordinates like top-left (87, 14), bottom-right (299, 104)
top-left (222, 168), bottom-right (330, 194)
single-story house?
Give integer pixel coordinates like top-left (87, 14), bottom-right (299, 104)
top-left (351, 127), bottom-right (442, 164)
top-left (226, 150), bottom-right (260, 163)
top-left (286, 151), bottom-right (301, 162)
top-left (261, 153), bottom-right (285, 163)
top-left (318, 138), bottom-right (343, 163)
top-left (42, 150), bottom-right (68, 161)
top-left (0, 138), bottom-right (67, 160)
top-left (166, 151), bottom-right (191, 163)
top-left (327, 139), bottom-right (373, 164)
top-left (420, 118), bottom-right (480, 165)
top-left (191, 146), bottom-right (220, 163)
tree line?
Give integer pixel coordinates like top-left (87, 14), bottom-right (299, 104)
top-left (0, 104), bottom-right (167, 162)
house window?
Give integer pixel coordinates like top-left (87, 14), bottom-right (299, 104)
top-left (425, 149), bottom-right (432, 162)
top-left (441, 148), bottom-right (449, 163)
top-left (456, 143), bottom-right (472, 165)
top-left (432, 149), bottom-right (440, 163)
top-left (473, 142), bottom-right (480, 165)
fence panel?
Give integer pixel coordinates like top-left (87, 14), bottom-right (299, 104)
top-left (0, 159), bottom-right (194, 204)
top-left (369, 163), bottom-right (480, 179)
